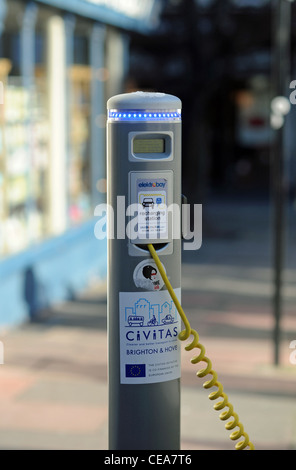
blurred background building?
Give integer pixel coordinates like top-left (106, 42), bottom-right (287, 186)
top-left (0, 0), bottom-right (161, 325)
top-left (0, 0), bottom-right (295, 328)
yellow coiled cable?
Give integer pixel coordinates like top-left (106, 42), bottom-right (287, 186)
top-left (147, 243), bottom-right (255, 451)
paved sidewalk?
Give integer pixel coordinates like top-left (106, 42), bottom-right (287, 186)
top-left (0, 198), bottom-right (296, 450)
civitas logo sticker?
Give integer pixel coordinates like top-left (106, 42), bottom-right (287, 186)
top-left (133, 259), bottom-right (165, 291)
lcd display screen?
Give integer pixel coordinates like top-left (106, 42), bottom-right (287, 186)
top-left (133, 138), bottom-right (165, 154)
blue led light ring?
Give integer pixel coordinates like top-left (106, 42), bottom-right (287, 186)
top-left (108, 109), bottom-right (182, 122)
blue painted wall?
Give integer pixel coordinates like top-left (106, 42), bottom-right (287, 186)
top-left (0, 219), bottom-right (107, 327)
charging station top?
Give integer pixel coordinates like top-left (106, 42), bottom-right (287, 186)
top-left (107, 91), bottom-right (182, 111)
top-left (107, 92), bottom-right (182, 122)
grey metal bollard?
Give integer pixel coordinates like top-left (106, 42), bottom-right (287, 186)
top-left (107, 91), bottom-right (182, 450)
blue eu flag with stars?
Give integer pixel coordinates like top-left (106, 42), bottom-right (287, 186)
top-left (125, 364), bottom-right (146, 378)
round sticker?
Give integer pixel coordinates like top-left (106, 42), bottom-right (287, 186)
top-left (133, 259), bottom-right (166, 291)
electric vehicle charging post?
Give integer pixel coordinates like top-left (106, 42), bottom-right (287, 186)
top-left (107, 92), bottom-right (182, 450)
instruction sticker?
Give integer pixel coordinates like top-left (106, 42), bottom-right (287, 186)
top-left (119, 289), bottom-right (181, 384)
top-left (137, 178), bottom-right (168, 239)
top-left (133, 259), bottom-right (165, 291)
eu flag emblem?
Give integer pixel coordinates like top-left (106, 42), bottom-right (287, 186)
top-left (125, 364), bottom-right (146, 378)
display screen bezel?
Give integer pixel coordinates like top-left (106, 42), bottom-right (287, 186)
top-left (129, 132), bottom-right (173, 162)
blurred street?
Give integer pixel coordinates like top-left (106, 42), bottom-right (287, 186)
top-left (0, 196), bottom-right (296, 450)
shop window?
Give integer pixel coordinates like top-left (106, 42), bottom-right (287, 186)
top-left (0, 7), bottom-right (50, 257)
top-left (68, 32), bottom-right (92, 225)
top-left (0, 79), bottom-right (50, 255)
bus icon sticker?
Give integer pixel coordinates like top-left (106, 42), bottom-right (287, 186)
top-left (128, 315), bottom-right (144, 326)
